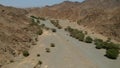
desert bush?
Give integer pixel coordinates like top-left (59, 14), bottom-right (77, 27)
top-left (39, 17), bottom-right (46, 21)
top-left (94, 39), bottom-right (104, 49)
top-left (84, 31), bottom-right (88, 35)
top-left (77, 20), bottom-right (82, 25)
top-left (51, 43), bottom-right (55, 47)
top-left (37, 19), bottom-right (40, 23)
top-left (30, 15), bottom-right (38, 19)
top-left (36, 28), bottom-right (43, 35)
top-left (77, 33), bottom-right (85, 41)
top-left (40, 24), bottom-right (45, 28)
top-left (10, 60), bottom-right (14, 63)
top-left (66, 27), bottom-right (85, 41)
top-left (106, 38), bottom-right (111, 42)
top-left (51, 28), bottom-right (56, 32)
top-left (103, 42), bottom-right (120, 50)
top-left (85, 36), bottom-right (93, 43)
top-left (37, 54), bottom-right (40, 57)
top-left (105, 49), bottom-right (119, 59)
top-left (50, 20), bottom-right (62, 29)
top-left (23, 50), bottom-right (29, 57)
top-left (38, 60), bottom-right (43, 65)
top-left (45, 48), bottom-right (50, 53)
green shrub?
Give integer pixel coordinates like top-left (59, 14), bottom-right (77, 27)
top-left (37, 29), bottom-right (43, 35)
top-left (77, 33), bottom-right (85, 41)
top-left (40, 24), bottom-right (45, 28)
top-left (39, 17), bottom-right (46, 21)
top-left (77, 20), bottom-right (82, 25)
top-left (106, 38), bottom-right (111, 42)
top-left (103, 42), bottom-right (120, 50)
top-left (23, 50), bottom-right (29, 57)
top-left (37, 54), bottom-right (40, 57)
top-left (94, 39), bottom-right (104, 49)
top-left (37, 20), bottom-right (40, 23)
top-left (50, 20), bottom-right (62, 29)
top-left (10, 60), bottom-right (14, 63)
top-left (51, 43), bottom-right (55, 47)
top-left (38, 60), bottom-right (43, 65)
top-left (84, 31), bottom-right (88, 35)
top-left (45, 48), bottom-right (50, 53)
top-left (65, 27), bottom-right (85, 41)
top-left (30, 15), bottom-right (38, 19)
top-left (105, 49), bottom-right (119, 59)
top-left (51, 28), bottom-right (56, 32)
top-left (85, 36), bottom-right (93, 43)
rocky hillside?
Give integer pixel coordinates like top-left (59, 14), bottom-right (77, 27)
top-left (0, 5), bottom-right (39, 65)
top-left (28, 0), bottom-right (120, 42)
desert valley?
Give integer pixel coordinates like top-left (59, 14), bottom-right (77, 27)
top-left (0, 0), bottom-right (120, 68)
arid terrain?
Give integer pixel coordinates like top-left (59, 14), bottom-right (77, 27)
top-left (28, 0), bottom-right (120, 42)
top-left (0, 0), bottom-right (120, 68)
top-left (2, 20), bottom-right (120, 68)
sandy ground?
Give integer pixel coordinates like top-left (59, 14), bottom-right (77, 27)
top-left (2, 20), bottom-right (120, 68)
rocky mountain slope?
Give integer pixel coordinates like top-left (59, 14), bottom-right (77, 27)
top-left (0, 5), bottom-right (39, 66)
top-left (28, 0), bottom-right (120, 42)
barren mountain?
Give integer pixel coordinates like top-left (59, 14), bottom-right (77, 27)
top-left (28, 0), bottom-right (120, 42)
top-left (0, 5), bottom-right (39, 66)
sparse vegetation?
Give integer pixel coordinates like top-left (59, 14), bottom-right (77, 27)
top-left (38, 60), bottom-right (43, 65)
top-left (51, 28), bottom-right (56, 32)
top-left (50, 20), bottom-right (62, 29)
top-left (30, 15), bottom-right (43, 35)
top-left (37, 54), bottom-right (40, 57)
top-left (105, 49), bottom-right (119, 59)
top-left (39, 17), bottom-right (46, 21)
top-left (94, 38), bottom-right (120, 59)
top-left (10, 60), bottom-right (14, 63)
top-left (65, 26), bottom-right (85, 41)
top-left (36, 28), bottom-right (43, 35)
top-left (77, 20), bottom-right (82, 25)
top-left (94, 39), bottom-right (104, 49)
top-left (45, 48), bottom-right (50, 53)
top-left (23, 50), bottom-right (29, 57)
top-left (85, 36), bottom-right (93, 43)
top-left (51, 43), bottom-right (55, 47)
top-left (84, 31), bottom-right (88, 35)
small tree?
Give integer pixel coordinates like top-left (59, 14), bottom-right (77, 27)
top-left (85, 36), bottom-right (93, 43)
top-left (105, 49), bottom-right (119, 59)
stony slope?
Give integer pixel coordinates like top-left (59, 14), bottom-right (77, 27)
top-left (28, 0), bottom-right (120, 42)
top-left (0, 5), bottom-right (39, 66)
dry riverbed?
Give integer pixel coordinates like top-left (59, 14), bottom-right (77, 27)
top-left (2, 20), bottom-right (120, 68)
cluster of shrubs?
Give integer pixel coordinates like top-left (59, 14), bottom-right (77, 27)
top-left (65, 26), bottom-right (85, 41)
top-left (50, 20), bottom-right (62, 29)
top-left (30, 15), bottom-right (46, 21)
top-left (65, 26), bottom-right (120, 59)
top-left (85, 36), bottom-right (93, 43)
top-left (30, 15), bottom-right (43, 35)
top-left (94, 39), bottom-right (120, 59)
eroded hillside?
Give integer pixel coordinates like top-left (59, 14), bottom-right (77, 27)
top-left (0, 5), bottom-right (40, 66)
